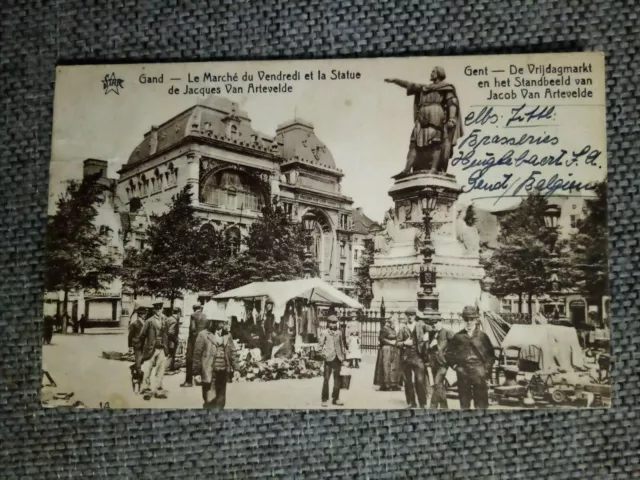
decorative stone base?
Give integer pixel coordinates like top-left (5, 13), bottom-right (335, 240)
top-left (370, 170), bottom-right (484, 315)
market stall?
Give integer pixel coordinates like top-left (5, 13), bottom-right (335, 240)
top-left (208, 278), bottom-right (363, 382)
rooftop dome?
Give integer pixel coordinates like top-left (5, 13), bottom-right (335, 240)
top-left (125, 95), bottom-right (274, 168)
top-left (274, 118), bottom-right (336, 169)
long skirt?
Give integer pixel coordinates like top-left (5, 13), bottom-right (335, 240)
top-left (373, 345), bottom-right (402, 389)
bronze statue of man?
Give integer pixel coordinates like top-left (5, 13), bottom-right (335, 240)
top-left (385, 67), bottom-right (463, 175)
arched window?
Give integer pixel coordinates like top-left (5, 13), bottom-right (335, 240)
top-left (201, 170), bottom-right (263, 212)
top-left (140, 175), bottom-right (147, 196)
top-left (310, 212), bottom-right (332, 276)
top-left (230, 125), bottom-right (238, 136)
top-left (154, 169), bottom-right (162, 193)
top-left (226, 227), bottom-right (241, 257)
top-left (166, 163), bottom-right (177, 188)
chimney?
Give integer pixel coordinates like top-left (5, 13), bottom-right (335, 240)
top-left (149, 126), bottom-right (159, 155)
top-left (83, 159), bottom-right (108, 179)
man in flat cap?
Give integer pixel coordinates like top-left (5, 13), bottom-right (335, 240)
top-left (397, 307), bottom-right (431, 408)
top-left (445, 306), bottom-right (495, 410)
top-left (318, 314), bottom-right (348, 407)
top-left (137, 300), bottom-right (170, 400)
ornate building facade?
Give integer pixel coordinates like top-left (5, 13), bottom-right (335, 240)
top-left (116, 96), bottom-right (357, 308)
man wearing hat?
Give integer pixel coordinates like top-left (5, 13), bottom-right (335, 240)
top-left (318, 314), bottom-right (348, 407)
top-left (397, 307), bottom-right (431, 408)
top-left (193, 316), bottom-right (238, 409)
top-left (445, 306), bottom-right (495, 410)
top-left (137, 300), bottom-right (170, 400)
top-left (181, 304), bottom-right (208, 388)
top-left (128, 301), bottom-right (152, 380)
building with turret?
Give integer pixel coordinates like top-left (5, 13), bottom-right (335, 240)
top-left (116, 95), bottom-right (359, 313)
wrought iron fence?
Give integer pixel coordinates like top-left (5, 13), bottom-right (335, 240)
top-left (315, 308), bottom-right (563, 352)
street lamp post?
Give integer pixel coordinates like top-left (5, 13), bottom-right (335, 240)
top-left (417, 186), bottom-right (441, 321)
top-left (301, 212), bottom-right (317, 279)
top-left (543, 204), bottom-right (562, 322)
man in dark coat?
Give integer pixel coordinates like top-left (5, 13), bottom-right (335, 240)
top-left (445, 306), bottom-right (495, 410)
top-left (166, 307), bottom-right (181, 371)
top-left (428, 317), bottom-right (455, 408)
top-left (397, 307), bottom-right (431, 408)
top-left (137, 300), bottom-right (169, 400)
top-left (128, 304), bottom-right (150, 378)
top-left (181, 304), bottom-right (208, 387)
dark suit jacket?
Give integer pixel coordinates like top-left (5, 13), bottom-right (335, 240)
top-left (429, 327), bottom-right (455, 366)
top-left (189, 312), bottom-right (208, 339)
top-left (397, 320), bottom-right (431, 358)
top-left (445, 327), bottom-right (495, 373)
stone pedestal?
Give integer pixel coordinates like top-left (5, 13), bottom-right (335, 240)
top-left (370, 172), bottom-right (484, 315)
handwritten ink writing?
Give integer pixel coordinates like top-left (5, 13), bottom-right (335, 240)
top-left (453, 148), bottom-right (569, 177)
top-left (505, 104), bottom-right (555, 127)
top-left (458, 129), bottom-right (559, 152)
top-left (462, 170), bottom-right (513, 193)
top-left (513, 171), bottom-right (597, 197)
top-left (573, 145), bottom-right (602, 166)
top-left (464, 107), bottom-right (499, 126)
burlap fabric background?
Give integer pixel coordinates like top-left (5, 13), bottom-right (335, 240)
top-left (1, 0), bottom-right (638, 478)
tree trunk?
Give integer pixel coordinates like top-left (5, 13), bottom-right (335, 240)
top-left (170, 295), bottom-right (175, 311)
top-left (62, 287), bottom-right (69, 334)
top-left (527, 293), bottom-right (533, 322)
top-left (518, 293), bottom-right (523, 313)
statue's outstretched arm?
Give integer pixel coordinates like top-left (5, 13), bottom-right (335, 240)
top-left (384, 78), bottom-right (412, 89)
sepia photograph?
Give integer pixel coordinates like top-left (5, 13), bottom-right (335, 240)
top-left (41, 52), bottom-right (610, 410)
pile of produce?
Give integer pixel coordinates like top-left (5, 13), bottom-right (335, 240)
top-left (235, 353), bottom-right (323, 382)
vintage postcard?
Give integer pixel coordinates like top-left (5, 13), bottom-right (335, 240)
top-left (42, 52), bottom-right (610, 410)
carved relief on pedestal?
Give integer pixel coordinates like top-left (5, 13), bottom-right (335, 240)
top-left (370, 261), bottom-right (484, 280)
top-left (454, 202), bottom-right (480, 256)
top-left (373, 207), bottom-right (400, 255)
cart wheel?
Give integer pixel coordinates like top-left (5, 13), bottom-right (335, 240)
top-left (551, 389), bottom-right (567, 404)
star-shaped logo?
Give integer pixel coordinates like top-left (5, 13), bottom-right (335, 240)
top-left (102, 73), bottom-right (124, 95)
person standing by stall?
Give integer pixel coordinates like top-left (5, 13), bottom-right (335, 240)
top-left (445, 306), bottom-right (495, 410)
top-left (181, 304), bottom-right (207, 388)
top-left (193, 317), bottom-right (238, 410)
top-left (319, 315), bottom-right (347, 407)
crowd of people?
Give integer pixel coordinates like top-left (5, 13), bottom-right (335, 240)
top-left (372, 305), bottom-right (495, 409)
top-left (123, 299), bottom-right (494, 409)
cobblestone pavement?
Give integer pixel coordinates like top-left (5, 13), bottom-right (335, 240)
top-left (42, 329), bottom-right (508, 410)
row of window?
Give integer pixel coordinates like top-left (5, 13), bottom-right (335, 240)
top-left (125, 166), bottom-right (179, 199)
top-left (201, 186), bottom-right (262, 212)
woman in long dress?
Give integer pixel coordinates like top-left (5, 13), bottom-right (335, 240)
top-left (373, 315), bottom-right (402, 391)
